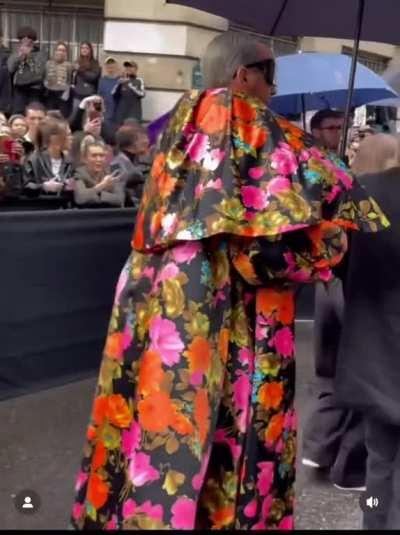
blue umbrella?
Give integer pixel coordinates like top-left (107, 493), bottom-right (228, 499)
top-left (270, 53), bottom-right (398, 116)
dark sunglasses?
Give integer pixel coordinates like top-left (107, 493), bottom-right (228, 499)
top-left (244, 59), bottom-right (276, 86)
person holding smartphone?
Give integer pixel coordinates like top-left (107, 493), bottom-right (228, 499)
top-left (73, 140), bottom-right (125, 207)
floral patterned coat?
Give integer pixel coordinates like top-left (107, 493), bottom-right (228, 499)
top-left (71, 89), bottom-right (388, 530)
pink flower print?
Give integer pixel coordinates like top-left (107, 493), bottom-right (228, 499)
top-left (299, 149), bottom-right (311, 163)
top-left (215, 429), bottom-right (242, 461)
top-left (307, 146), bottom-right (324, 160)
top-left (154, 263), bottom-right (179, 289)
top-left (171, 497), bottom-right (197, 530)
top-left (283, 252), bottom-right (311, 283)
top-left (105, 515), bottom-right (118, 530)
top-left (187, 132), bottom-right (209, 163)
top-left (238, 348), bottom-right (255, 371)
top-left (251, 520), bottom-right (266, 530)
top-left (261, 495), bottom-right (273, 520)
top-left (123, 499), bottom-right (137, 520)
top-left (203, 149), bottom-right (225, 171)
top-left (270, 143), bottom-right (298, 176)
top-left (244, 499), bottom-right (258, 518)
top-left (275, 438), bottom-right (284, 454)
top-left (161, 213), bottom-right (178, 236)
top-left (142, 266), bottom-right (155, 282)
top-left (139, 501), bottom-right (164, 521)
top-left (128, 452), bottom-right (160, 487)
top-left (75, 471), bottom-right (88, 492)
top-left (192, 447), bottom-right (211, 491)
top-left (279, 515), bottom-right (294, 530)
top-left (190, 371), bottom-right (203, 386)
top-left (241, 186), bottom-right (268, 210)
top-left (256, 314), bottom-right (270, 341)
top-left (279, 223), bottom-right (308, 233)
top-left (245, 210), bottom-right (256, 221)
top-left (212, 290), bottom-right (227, 306)
top-left (271, 327), bottom-right (294, 358)
top-left (208, 178), bottom-right (223, 191)
top-left (249, 166), bottom-right (265, 180)
top-left (123, 323), bottom-right (133, 350)
top-left (72, 502), bottom-right (84, 521)
top-left (195, 183), bottom-right (205, 199)
top-left (172, 242), bottom-right (202, 264)
top-left (115, 268), bottom-right (129, 305)
top-left (319, 267), bottom-right (333, 282)
top-left (336, 168), bottom-right (352, 190)
top-left (326, 184), bottom-right (342, 204)
top-left (122, 421), bottom-right (141, 458)
top-left (233, 372), bottom-right (251, 433)
top-left (256, 461), bottom-right (274, 496)
top-left (284, 409), bottom-right (297, 432)
top-left (267, 177), bottom-right (291, 196)
top-left (149, 316), bottom-right (184, 366)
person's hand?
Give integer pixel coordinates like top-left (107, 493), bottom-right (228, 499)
top-left (95, 173), bottom-right (121, 193)
top-left (12, 140), bottom-right (24, 158)
top-left (84, 118), bottom-right (102, 136)
top-left (42, 179), bottom-right (64, 193)
top-left (19, 38), bottom-right (33, 58)
top-left (80, 95), bottom-right (104, 111)
top-left (64, 178), bottom-right (75, 191)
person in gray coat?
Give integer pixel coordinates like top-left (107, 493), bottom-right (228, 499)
top-left (335, 134), bottom-right (400, 530)
top-left (7, 26), bottom-right (46, 114)
top-left (74, 140), bottom-right (125, 208)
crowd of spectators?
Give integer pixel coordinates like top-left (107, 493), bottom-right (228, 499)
top-left (0, 26), bottom-right (150, 209)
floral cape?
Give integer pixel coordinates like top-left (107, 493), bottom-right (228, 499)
top-left (133, 88), bottom-right (389, 253)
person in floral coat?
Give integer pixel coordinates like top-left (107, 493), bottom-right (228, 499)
top-left (71, 32), bottom-right (388, 530)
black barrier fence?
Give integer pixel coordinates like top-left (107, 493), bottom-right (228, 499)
top-left (0, 208), bottom-right (314, 400)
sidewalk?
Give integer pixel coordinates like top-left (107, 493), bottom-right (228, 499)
top-left (0, 322), bottom-right (362, 530)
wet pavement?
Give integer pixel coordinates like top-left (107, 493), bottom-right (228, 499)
top-left (0, 321), bottom-right (362, 530)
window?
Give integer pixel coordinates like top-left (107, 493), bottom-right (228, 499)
top-left (342, 46), bottom-right (390, 74)
top-left (0, 0), bottom-right (104, 60)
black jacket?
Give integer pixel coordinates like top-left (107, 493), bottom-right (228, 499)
top-left (0, 46), bottom-right (12, 114)
top-left (73, 62), bottom-right (101, 99)
top-left (24, 150), bottom-right (74, 195)
top-left (335, 167), bottom-right (400, 424)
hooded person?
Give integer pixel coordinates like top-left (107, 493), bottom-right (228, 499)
top-left (70, 31), bottom-right (389, 531)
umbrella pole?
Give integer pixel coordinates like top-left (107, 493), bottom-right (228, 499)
top-left (340, 0), bottom-right (366, 160)
top-left (301, 94), bottom-right (306, 131)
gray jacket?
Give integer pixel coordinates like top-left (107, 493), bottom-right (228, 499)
top-left (8, 46), bottom-right (46, 88)
top-left (74, 166), bottom-right (125, 208)
top-left (111, 151), bottom-right (146, 205)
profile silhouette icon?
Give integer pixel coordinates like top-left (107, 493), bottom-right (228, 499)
top-left (22, 496), bottom-right (34, 509)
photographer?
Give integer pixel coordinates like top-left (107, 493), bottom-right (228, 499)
top-left (74, 140), bottom-right (124, 208)
top-left (112, 60), bottom-right (145, 125)
top-left (7, 26), bottom-right (46, 114)
top-left (70, 95), bottom-right (116, 145)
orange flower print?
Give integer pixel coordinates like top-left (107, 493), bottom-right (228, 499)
top-left (151, 153), bottom-right (166, 179)
top-left (265, 413), bottom-right (284, 444)
top-left (92, 440), bottom-right (107, 471)
top-left (158, 172), bottom-right (177, 200)
top-left (232, 97), bottom-right (257, 122)
top-left (92, 396), bottom-right (108, 427)
top-left (104, 332), bottom-right (124, 361)
top-left (86, 425), bottom-right (97, 442)
top-left (107, 394), bottom-right (132, 429)
top-left (132, 211), bottom-right (145, 251)
top-left (195, 95), bottom-right (230, 135)
top-left (138, 391), bottom-right (175, 433)
top-left (257, 288), bottom-right (294, 325)
top-left (170, 408), bottom-right (195, 436)
top-left (235, 124), bottom-right (268, 149)
top-left (218, 328), bottom-right (230, 364)
top-left (87, 472), bottom-right (109, 510)
top-left (138, 350), bottom-right (165, 397)
top-left (259, 382), bottom-right (284, 410)
top-left (186, 336), bottom-right (211, 375)
top-left (194, 389), bottom-right (210, 446)
top-left (232, 253), bottom-right (260, 286)
top-left (211, 505), bottom-right (235, 529)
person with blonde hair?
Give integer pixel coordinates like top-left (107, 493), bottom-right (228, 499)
top-left (70, 31), bottom-right (388, 531)
top-left (335, 133), bottom-right (400, 529)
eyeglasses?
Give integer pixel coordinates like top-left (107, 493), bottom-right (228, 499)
top-left (244, 59), bottom-right (276, 87)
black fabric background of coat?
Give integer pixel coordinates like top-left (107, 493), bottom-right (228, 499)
top-left (23, 150), bottom-right (73, 201)
top-left (335, 167), bottom-right (400, 425)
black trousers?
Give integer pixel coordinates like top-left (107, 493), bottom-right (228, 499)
top-left (363, 418), bottom-right (400, 530)
top-left (12, 86), bottom-right (43, 114)
top-left (303, 280), bottom-right (367, 486)
top-left (46, 90), bottom-right (71, 118)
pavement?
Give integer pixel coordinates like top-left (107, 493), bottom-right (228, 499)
top-left (0, 321), bottom-right (362, 530)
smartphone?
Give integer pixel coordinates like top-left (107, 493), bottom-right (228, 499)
top-left (0, 135), bottom-right (21, 163)
top-left (110, 163), bottom-right (122, 175)
top-left (93, 101), bottom-right (102, 112)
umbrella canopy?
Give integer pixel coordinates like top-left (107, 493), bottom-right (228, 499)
top-left (167, 0), bottom-right (400, 44)
top-left (270, 53), bottom-right (398, 115)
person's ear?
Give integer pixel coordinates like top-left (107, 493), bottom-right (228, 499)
top-left (236, 66), bottom-right (248, 85)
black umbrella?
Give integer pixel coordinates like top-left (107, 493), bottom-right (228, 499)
top-left (167, 0), bottom-right (400, 157)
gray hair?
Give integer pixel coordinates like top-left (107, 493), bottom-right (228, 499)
top-left (202, 31), bottom-right (266, 88)
top-left (352, 133), bottom-right (400, 176)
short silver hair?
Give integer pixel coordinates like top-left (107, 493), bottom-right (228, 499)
top-left (202, 31), bottom-right (267, 88)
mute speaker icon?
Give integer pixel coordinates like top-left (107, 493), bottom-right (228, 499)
top-left (366, 496), bottom-right (379, 509)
